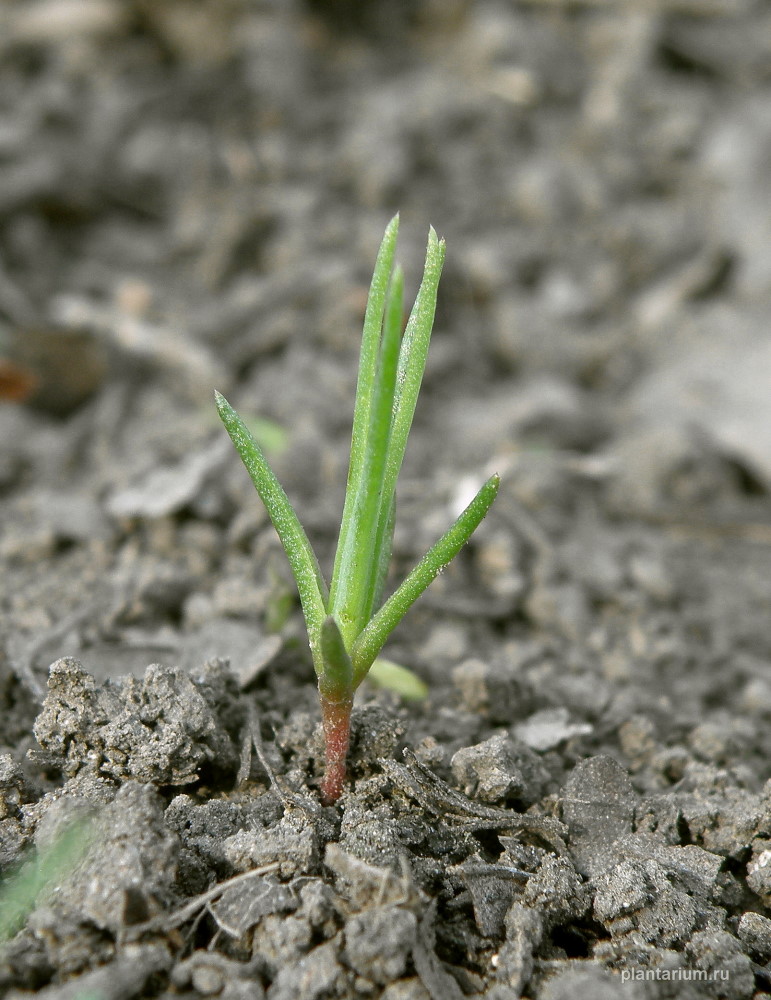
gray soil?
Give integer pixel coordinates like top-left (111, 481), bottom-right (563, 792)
top-left (1, 2), bottom-right (771, 998)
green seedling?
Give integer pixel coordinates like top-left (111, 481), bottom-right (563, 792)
top-left (216, 216), bottom-right (499, 804)
top-left (0, 817), bottom-right (95, 943)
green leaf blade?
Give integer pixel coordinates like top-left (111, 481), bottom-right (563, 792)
top-left (344, 214), bottom-right (401, 500)
top-left (367, 493), bottom-right (395, 620)
top-left (391, 227), bottom-right (445, 439)
top-left (351, 473), bottom-right (500, 683)
top-left (329, 215), bottom-right (401, 643)
top-left (359, 265), bottom-right (403, 623)
top-left (369, 229), bottom-right (446, 587)
top-left (334, 264), bottom-right (404, 640)
top-left (215, 391), bottom-right (329, 673)
top-left (333, 228), bottom-right (445, 647)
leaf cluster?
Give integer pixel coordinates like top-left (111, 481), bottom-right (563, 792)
top-left (216, 216), bottom-right (498, 701)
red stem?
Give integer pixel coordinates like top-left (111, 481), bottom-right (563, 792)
top-left (319, 695), bottom-right (353, 805)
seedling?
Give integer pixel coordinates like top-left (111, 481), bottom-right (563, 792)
top-left (216, 216), bottom-right (499, 804)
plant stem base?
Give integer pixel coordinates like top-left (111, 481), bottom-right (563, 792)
top-left (320, 696), bottom-right (353, 805)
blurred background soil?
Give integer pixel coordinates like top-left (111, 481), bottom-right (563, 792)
top-left (1, 1), bottom-right (771, 998)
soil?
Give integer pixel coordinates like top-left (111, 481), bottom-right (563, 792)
top-left (1, 2), bottom-right (771, 998)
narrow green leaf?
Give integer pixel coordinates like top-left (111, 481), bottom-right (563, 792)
top-left (360, 266), bottom-right (403, 622)
top-left (344, 214), bottom-right (400, 504)
top-left (215, 391), bottom-right (328, 673)
top-left (370, 229), bottom-right (446, 586)
top-left (376, 263), bottom-right (405, 448)
top-left (329, 215), bottom-right (400, 621)
top-left (332, 264), bottom-right (404, 643)
top-left (351, 474), bottom-right (500, 683)
top-left (319, 615), bottom-right (354, 701)
top-left (367, 493), bottom-right (395, 619)
top-left (392, 229), bottom-right (444, 412)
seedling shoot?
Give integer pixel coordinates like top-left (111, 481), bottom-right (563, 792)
top-left (216, 215), bottom-right (499, 804)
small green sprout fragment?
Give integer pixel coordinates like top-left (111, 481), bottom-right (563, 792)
top-left (216, 215), bottom-right (499, 804)
top-left (0, 817), bottom-right (95, 943)
top-left (367, 658), bottom-right (429, 701)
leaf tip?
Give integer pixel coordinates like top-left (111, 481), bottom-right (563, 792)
top-left (385, 213), bottom-right (400, 240)
top-left (428, 224), bottom-right (445, 247)
top-left (483, 472), bottom-right (501, 509)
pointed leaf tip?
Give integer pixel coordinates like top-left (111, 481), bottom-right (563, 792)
top-left (427, 225), bottom-right (444, 248)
